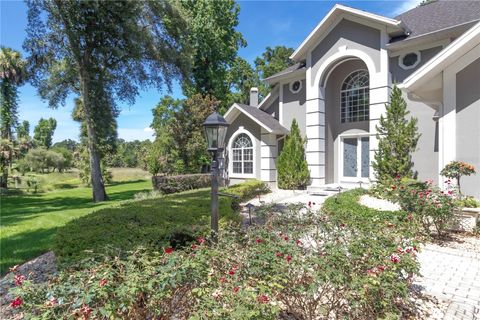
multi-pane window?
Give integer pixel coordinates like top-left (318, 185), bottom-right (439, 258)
top-left (341, 70), bottom-right (369, 123)
top-left (232, 133), bottom-right (253, 174)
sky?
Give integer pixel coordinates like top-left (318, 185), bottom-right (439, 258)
top-left (0, 0), bottom-right (421, 143)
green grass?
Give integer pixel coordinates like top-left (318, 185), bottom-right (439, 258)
top-left (54, 188), bottom-right (240, 266)
top-left (0, 179), bottom-right (152, 274)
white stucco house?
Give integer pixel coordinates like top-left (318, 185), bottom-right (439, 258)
top-left (223, 0), bottom-right (480, 198)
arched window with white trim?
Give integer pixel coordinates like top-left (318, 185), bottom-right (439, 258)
top-left (341, 70), bottom-right (369, 123)
top-left (232, 133), bottom-right (253, 174)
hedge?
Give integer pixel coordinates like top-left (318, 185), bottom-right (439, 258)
top-left (151, 173), bottom-right (210, 194)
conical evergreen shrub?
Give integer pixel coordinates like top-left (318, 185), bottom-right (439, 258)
top-left (277, 119), bottom-right (310, 189)
top-left (373, 85), bottom-right (420, 182)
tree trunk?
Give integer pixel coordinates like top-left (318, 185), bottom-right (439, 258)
top-left (0, 167), bottom-right (7, 188)
top-left (81, 76), bottom-right (108, 202)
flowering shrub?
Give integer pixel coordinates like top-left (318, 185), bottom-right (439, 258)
top-left (440, 161), bottom-right (476, 194)
top-left (10, 190), bottom-right (422, 319)
top-left (397, 179), bottom-right (458, 236)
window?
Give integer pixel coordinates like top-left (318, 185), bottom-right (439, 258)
top-left (232, 133), bottom-right (253, 174)
top-left (399, 51), bottom-right (421, 70)
top-left (341, 70), bottom-right (369, 123)
top-left (289, 80), bottom-right (302, 94)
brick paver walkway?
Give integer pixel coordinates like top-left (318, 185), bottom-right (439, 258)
top-left (416, 244), bottom-right (480, 319)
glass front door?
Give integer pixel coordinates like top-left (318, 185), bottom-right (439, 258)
top-left (342, 136), bottom-right (370, 180)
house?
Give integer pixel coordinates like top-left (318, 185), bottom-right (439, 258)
top-left (223, 0), bottom-right (480, 198)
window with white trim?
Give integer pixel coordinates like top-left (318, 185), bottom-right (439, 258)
top-left (232, 133), bottom-right (253, 174)
top-left (341, 70), bottom-right (369, 123)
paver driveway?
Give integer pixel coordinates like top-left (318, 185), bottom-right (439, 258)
top-left (415, 243), bottom-right (480, 319)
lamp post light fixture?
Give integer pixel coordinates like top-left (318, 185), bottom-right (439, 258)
top-left (203, 110), bottom-right (230, 241)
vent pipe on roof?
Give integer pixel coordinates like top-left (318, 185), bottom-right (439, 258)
top-left (250, 87), bottom-right (259, 107)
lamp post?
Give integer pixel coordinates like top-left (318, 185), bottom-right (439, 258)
top-left (203, 111), bottom-right (229, 241)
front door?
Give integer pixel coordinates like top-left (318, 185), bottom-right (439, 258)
top-left (341, 136), bottom-right (370, 181)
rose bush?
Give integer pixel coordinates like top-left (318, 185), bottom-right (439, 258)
top-left (10, 190), bottom-right (422, 319)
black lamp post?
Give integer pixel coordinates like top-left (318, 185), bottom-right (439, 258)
top-left (203, 111), bottom-right (229, 241)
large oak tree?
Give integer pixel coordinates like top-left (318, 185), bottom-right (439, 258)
top-left (24, 0), bottom-right (188, 201)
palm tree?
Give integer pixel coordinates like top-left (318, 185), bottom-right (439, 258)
top-left (0, 47), bottom-right (27, 188)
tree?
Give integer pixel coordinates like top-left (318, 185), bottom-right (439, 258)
top-left (180, 0), bottom-right (246, 112)
top-left (16, 120), bottom-right (30, 139)
top-left (277, 119), bottom-right (310, 190)
top-left (373, 85), bottom-right (420, 182)
top-left (33, 117), bottom-right (57, 148)
top-left (226, 57), bottom-right (259, 106)
top-left (254, 46), bottom-right (294, 97)
top-left (0, 47), bottom-right (26, 188)
top-left (24, 0), bottom-right (188, 202)
top-left (53, 139), bottom-right (78, 152)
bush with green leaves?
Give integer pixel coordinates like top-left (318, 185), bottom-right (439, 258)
top-left (9, 189), bottom-right (421, 319)
top-left (396, 179), bottom-right (458, 236)
top-left (151, 173), bottom-right (211, 194)
top-left (455, 196), bottom-right (480, 208)
top-left (277, 119), bottom-right (310, 190)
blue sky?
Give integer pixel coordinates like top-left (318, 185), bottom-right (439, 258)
top-left (0, 0), bottom-right (420, 143)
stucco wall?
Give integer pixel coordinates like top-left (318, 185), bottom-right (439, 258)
top-left (390, 46), bottom-right (443, 83)
top-left (225, 113), bottom-right (262, 182)
top-left (456, 57), bottom-right (480, 198)
top-left (311, 18), bottom-right (381, 87)
top-left (282, 79), bottom-right (306, 137)
top-left (404, 93), bottom-right (439, 184)
top-left (325, 59), bottom-right (369, 183)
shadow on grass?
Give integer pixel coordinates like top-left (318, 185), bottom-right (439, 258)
top-left (0, 227), bottom-right (57, 275)
top-left (1, 181), bottom-right (152, 220)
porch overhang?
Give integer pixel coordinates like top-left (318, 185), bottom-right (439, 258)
top-left (224, 103), bottom-right (289, 135)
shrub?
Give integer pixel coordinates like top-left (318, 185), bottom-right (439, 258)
top-left (151, 173), bottom-right (210, 194)
top-left (277, 119), bottom-right (310, 190)
top-left (397, 180), bottom-right (458, 236)
top-left (373, 86), bottom-right (420, 183)
top-left (226, 179), bottom-right (270, 202)
top-left (440, 161), bottom-right (476, 194)
top-left (456, 196), bottom-right (480, 208)
top-left (11, 190), bottom-right (421, 319)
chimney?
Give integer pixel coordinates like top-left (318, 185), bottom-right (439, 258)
top-left (249, 87), bottom-right (259, 107)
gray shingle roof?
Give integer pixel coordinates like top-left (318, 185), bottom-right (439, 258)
top-left (396, 0), bottom-right (480, 40)
top-left (235, 104), bottom-right (288, 134)
top-left (263, 62), bottom-right (306, 82)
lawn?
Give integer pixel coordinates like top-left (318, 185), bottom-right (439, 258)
top-left (0, 174), bottom-right (152, 274)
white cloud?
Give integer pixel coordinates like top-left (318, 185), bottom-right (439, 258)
top-left (390, 0), bottom-right (422, 17)
top-left (143, 127), bottom-right (154, 132)
top-left (118, 128), bottom-right (154, 141)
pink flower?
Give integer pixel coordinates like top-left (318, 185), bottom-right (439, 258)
top-left (256, 238), bottom-right (263, 244)
top-left (339, 223), bottom-right (346, 228)
top-left (275, 252), bottom-right (283, 258)
top-left (197, 237), bottom-right (206, 244)
top-left (99, 279), bottom-right (108, 287)
top-left (391, 185), bottom-right (397, 190)
top-left (14, 274), bottom-right (25, 286)
top-left (80, 305), bottom-right (92, 319)
top-left (284, 236), bottom-right (289, 241)
top-left (377, 265), bottom-right (387, 272)
top-left (367, 268), bottom-right (377, 276)
top-left (296, 239), bottom-right (302, 246)
top-left (233, 286), bottom-right (239, 293)
top-left (285, 255), bottom-right (292, 262)
top-left (191, 244), bottom-right (197, 250)
top-left (164, 247), bottom-right (174, 254)
top-left (220, 277), bottom-right (226, 283)
top-left (10, 297), bottom-right (22, 309)
top-left (407, 213), bottom-right (414, 221)
top-left (390, 254), bottom-right (401, 264)
top-left (257, 294), bottom-right (270, 304)
top-left (228, 269), bottom-right (236, 276)
top-left (395, 174), bottom-right (401, 179)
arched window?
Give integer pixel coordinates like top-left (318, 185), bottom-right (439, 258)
top-left (232, 133), bottom-right (253, 174)
top-left (341, 70), bottom-right (369, 123)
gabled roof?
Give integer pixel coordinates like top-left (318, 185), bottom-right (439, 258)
top-left (401, 21), bottom-right (480, 91)
top-left (290, 4), bottom-right (404, 61)
top-left (395, 0), bottom-right (480, 41)
top-left (263, 62), bottom-right (306, 84)
top-left (224, 103), bottom-right (288, 135)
